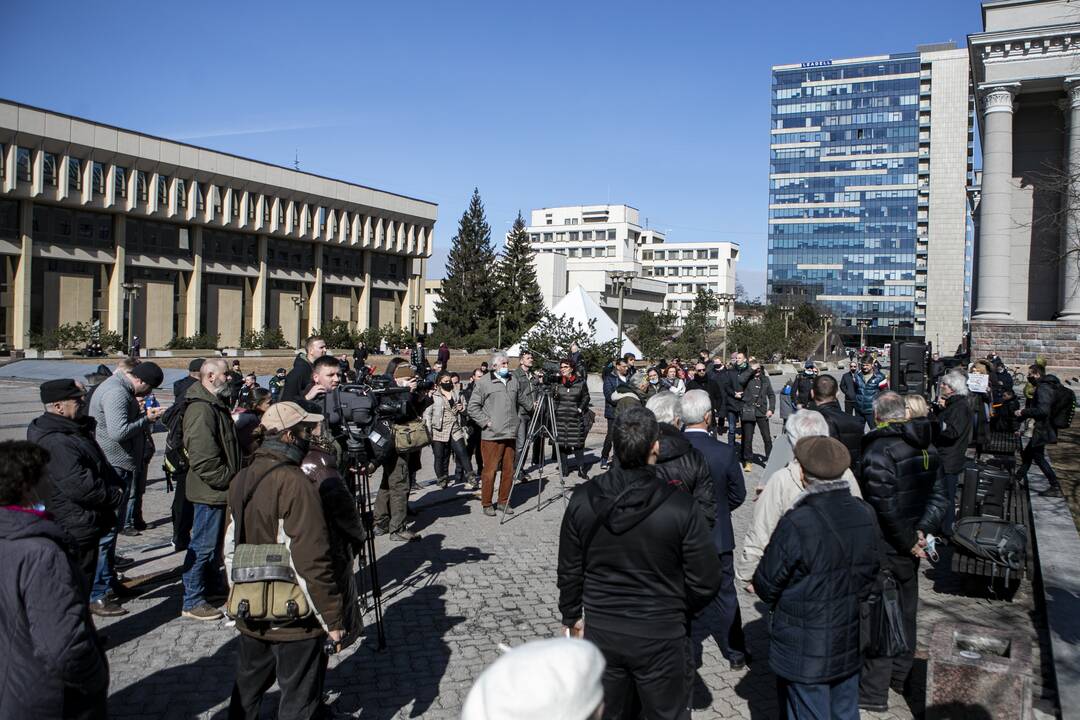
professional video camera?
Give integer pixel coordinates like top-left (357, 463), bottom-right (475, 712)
top-left (538, 360), bottom-right (562, 386)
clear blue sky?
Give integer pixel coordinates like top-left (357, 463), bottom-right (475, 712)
top-left (5, 0), bottom-right (981, 298)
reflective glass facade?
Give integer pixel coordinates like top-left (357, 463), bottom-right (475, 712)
top-left (768, 54), bottom-right (920, 342)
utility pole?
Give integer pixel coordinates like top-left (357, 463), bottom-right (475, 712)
top-left (858, 319), bottom-right (869, 352)
top-left (496, 310), bottom-right (506, 348)
top-left (822, 316), bottom-right (831, 362)
top-left (291, 295), bottom-right (305, 349)
top-left (121, 282), bottom-right (141, 356)
top-left (780, 305), bottom-right (794, 340)
top-left (610, 271), bottom-right (637, 358)
top-left (409, 304), bottom-right (422, 341)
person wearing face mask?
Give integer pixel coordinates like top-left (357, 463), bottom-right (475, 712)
top-left (27, 379), bottom-right (124, 592)
top-left (223, 404), bottom-right (345, 719)
top-left (424, 371), bottom-right (476, 489)
top-left (181, 358), bottom-right (242, 621)
top-left (639, 367), bottom-right (664, 399)
top-left (0, 441), bottom-right (110, 720)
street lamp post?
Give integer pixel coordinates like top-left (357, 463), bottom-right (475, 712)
top-left (610, 271), bottom-right (637, 358)
top-left (495, 310), bottom-right (506, 348)
top-left (408, 304), bottom-right (422, 341)
top-left (121, 282), bottom-right (141, 356)
top-left (291, 295), bottom-right (305, 350)
top-left (857, 320), bottom-right (870, 352)
top-left (779, 305), bottom-right (795, 340)
top-left (822, 316), bottom-right (831, 362)
top-left (717, 292), bottom-right (736, 359)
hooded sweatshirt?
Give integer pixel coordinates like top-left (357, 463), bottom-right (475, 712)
top-left (557, 465), bottom-right (721, 639)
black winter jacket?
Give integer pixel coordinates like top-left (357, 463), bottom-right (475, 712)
top-left (652, 423), bottom-right (717, 532)
top-left (281, 354), bottom-right (313, 404)
top-left (839, 371), bottom-right (857, 405)
top-left (722, 365), bottom-right (749, 414)
top-left (557, 465), bottom-right (721, 639)
top-left (1022, 376), bottom-right (1063, 447)
top-left (26, 413), bottom-right (123, 547)
top-left (739, 369), bottom-right (776, 421)
top-left (553, 375), bottom-right (590, 449)
top-left (932, 394), bottom-right (973, 474)
top-left (0, 507), bottom-right (108, 720)
top-left (791, 372), bottom-right (815, 407)
top-left (811, 400), bottom-right (865, 478)
top-left (859, 418), bottom-right (949, 555)
top-left (753, 481), bottom-right (881, 684)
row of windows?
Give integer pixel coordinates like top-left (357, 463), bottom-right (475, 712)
top-left (772, 173), bottom-right (918, 191)
top-left (2, 146), bottom-right (421, 246)
top-left (530, 229), bottom-right (618, 242)
top-left (773, 94), bottom-right (917, 115)
top-left (774, 81), bottom-right (918, 100)
top-left (771, 141), bottom-right (918, 161)
top-left (643, 265), bottom-right (720, 278)
top-left (770, 189), bottom-right (917, 205)
top-left (665, 282), bottom-right (723, 295)
top-left (641, 248), bottom-right (721, 261)
top-left (770, 238), bottom-right (915, 251)
top-left (771, 157), bottom-right (916, 175)
top-left (772, 60), bottom-right (919, 87)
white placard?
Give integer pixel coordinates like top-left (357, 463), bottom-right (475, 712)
top-left (967, 373), bottom-right (989, 394)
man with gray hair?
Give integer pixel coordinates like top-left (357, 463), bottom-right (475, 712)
top-left (467, 352), bottom-right (532, 516)
top-left (931, 369), bottom-right (972, 536)
top-left (737, 410), bottom-right (861, 584)
top-left (645, 392), bottom-right (714, 529)
top-left (858, 391), bottom-right (948, 711)
top-left (679, 388), bottom-right (749, 669)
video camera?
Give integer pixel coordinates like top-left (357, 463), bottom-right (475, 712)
top-left (340, 380), bottom-right (410, 424)
top-left (539, 360), bottom-right (561, 386)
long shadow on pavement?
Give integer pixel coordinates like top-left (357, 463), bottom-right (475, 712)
top-left (108, 637), bottom-right (237, 720)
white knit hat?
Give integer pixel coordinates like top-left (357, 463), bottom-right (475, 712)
top-left (461, 638), bottom-right (606, 720)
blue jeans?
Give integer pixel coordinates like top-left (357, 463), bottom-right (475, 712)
top-left (91, 468), bottom-right (133, 602)
top-left (123, 467), bottom-right (143, 529)
top-left (182, 503), bottom-right (226, 610)
top-left (727, 410), bottom-right (740, 446)
top-left (780, 672), bottom-right (859, 720)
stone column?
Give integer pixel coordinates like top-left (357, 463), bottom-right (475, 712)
top-left (251, 235), bottom-right (268, 329)
top-left (12, 200), bottom-right (32, 349)
top-left (973, 85), bottom-right (1019, 320)
top-left (185, 226), bottom-right (203, 336)
top-left (107, 214), bottom-right (126, 334)
top-left (1060, 78), bottom-right (1080, 320)
top-left (309, 243), bottom-right (324, 333)
top-left (357, 250), bottom-right (372, 331)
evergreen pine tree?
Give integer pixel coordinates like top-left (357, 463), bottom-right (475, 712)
top-left (433, 188), bottom-right (497, 344)
top-left (495, 211), bottom-right (546, 340)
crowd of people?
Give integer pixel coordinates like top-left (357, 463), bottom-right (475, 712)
top-left (0, 337), bottom-right (1069, 719)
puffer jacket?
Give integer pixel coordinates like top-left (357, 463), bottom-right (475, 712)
top-left (652, 424), bottom-right (716, 532)
top-left (737, 460), bottom-right (861, 582)
top-left (553, 375), bottom-right (589, 449)
top-left (301, 447), bottom-right (364, 647)
top-left (26, 413), bottom-right (123, 547)
top-left (183, 381), bottom-right (242, 506)
top-left (859, 418), bottom-right (949, 555)
top-left (932, 394), bottom-right (973, 474)
top-left (853, 370), bottom-right (887, 417)
top-left (753, 481), bottom-right (881, 684)
top-left (224, 443), bottom-right (344, 642)
top-left (739, 369), bottom-right (775, 421)
top-left (557, 465), bottom-right (721, 639)
top-left (0, 506), bottom-right (108, 720)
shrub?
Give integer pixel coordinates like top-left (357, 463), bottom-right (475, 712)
top-left (312, 319), bottom-right (355, 349)
top-left (241, 327), bottom-right (288, 350)
top-left (167, 332), bottom-right (220, 350)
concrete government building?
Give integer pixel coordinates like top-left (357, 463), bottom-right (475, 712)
top-left (0, 99), bottom-right (437, 351)
top-left (768, 44), bottom-right (974, 352)
top-left (968, 0), bottom-right (1080, 366)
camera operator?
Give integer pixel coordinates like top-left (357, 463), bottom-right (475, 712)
top-left (371, 357), bottom-right (427, 542)
top-left (513, 351), bottom-right (543, 481)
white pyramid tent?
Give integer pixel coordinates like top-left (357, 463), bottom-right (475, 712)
top-left (507, 285), bottom-right (643, 358)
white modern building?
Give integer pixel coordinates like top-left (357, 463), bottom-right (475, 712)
top-left (526, 204), bottom-right (738, 326)
top-left (640, 241), bottom-right (740, 325)
top-left (423, 279), bottom-right (442, 336)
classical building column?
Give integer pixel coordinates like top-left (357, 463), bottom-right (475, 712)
top-left (12, 200), bottom-right (33, 349)
top-left (107, 214), bottom-right (126, 334)
top-left (185, 226), bottom-right (203, 336)
top-left (357, 250), bottom-right (372, 331)
top-left (1060, 78), bottom-right (1080, 320)
top-left (251, 235), bottom-right (268, 329)
top-left (309, 243), bottom-right (324, 333)
top-left (973, 84), bottom-right (1019, 320)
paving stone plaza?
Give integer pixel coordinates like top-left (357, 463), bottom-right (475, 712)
top-left (0, 374), bottom-right (1058, 719)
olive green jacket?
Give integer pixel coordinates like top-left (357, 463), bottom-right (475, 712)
top-left (183, 382), bottom-right (242, 506)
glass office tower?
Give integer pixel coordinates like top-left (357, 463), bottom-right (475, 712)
top-left (767, 47), bottom-right (972, 350)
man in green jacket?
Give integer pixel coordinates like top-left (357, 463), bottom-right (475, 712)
top-left (182, 358), bottom-right (242, 620)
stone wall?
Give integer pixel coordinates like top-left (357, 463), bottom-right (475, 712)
top-left (971, 319), bottom-right (1080, 368)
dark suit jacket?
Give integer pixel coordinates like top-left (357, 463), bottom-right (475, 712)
top-left (683, 429), bottom-right (746, 553)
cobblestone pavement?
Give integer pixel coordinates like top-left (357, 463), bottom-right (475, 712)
top-left (0, 377), bottom-right (1059, 719)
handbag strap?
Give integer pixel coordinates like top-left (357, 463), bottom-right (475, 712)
top-left (233, 461), bottom-right (291, 544)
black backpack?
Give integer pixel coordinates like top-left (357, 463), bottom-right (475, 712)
top-left (162, 398), bottom-right (204, 473)
top-left (1048, 380), bottom-right (1075, 430)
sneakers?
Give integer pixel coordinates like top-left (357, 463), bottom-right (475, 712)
top-left (120, 527), bottom-right (141, 537)
top-left (496, 503), bottom-right (515, 516)
top-left (465, 478), bottom-right (479, 491)
top-left (483, 505), bottom-right (497, 517)
top-left (182, 603), bottom-right (224, 621)
top-left (436, 476), bottom-right (451, 489)
top-left (389, 530), bottom-right (420, 543)
top-left (90, 598), bottom-right (128, 618)
top-left (600, 459), bottom-right (609, 470)
top-left (1040, 485), bottom-right (1064, 498)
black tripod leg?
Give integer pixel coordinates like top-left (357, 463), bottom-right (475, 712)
top-left (502, 401), bottom-right (544, 524)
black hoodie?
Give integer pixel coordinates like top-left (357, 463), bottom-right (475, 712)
top-left (860, 417), bottom-right (948, 555)
top-left (281, 353), bottom-right (314, 404)
top-left (652, 423), bottom-right (716, 532)
top-left (0, 507), bottom-right (108, 720)
top-left (26, 413), bottom-right (123, 546)
top-left (557, 465), bottom-right (721, 639)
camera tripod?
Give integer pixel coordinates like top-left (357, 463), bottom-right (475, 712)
top-left (502, 385), bottom-right (570, 523)
top-left (345, 435), bottom-right (387, 651)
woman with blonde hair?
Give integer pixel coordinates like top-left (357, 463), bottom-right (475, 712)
top-left (903, 394), bottom-right (930, 419)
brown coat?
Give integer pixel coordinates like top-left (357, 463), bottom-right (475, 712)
top-left (225, 444), bottom-right (343, 641)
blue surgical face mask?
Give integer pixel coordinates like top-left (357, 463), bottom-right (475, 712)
top-left (496, 367), bottom-right (510, 378)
